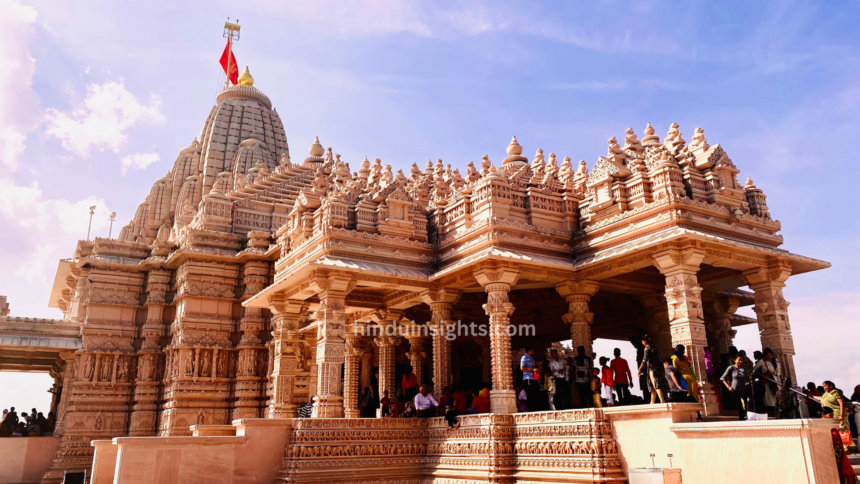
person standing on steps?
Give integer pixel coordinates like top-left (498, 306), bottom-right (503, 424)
top-left (721, 355), bottom-right (749, 421)
top-left (572, 346), bottom-right (594, 408)
top-left (637, 335), bottom-right (665, 404)
top-left (610, 348), bottom-right (633, 405)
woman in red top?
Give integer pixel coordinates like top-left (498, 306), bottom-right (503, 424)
top-left (402, 366), bottom-right (419, 400)
top-left (470, 388), bottom-right (491, 414)
top-left (452, 383), bottom-right (467, 413)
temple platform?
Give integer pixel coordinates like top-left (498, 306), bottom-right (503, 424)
top-left (86, 404), bottom-right (840, 484)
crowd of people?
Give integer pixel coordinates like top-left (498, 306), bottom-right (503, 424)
top-left (310, 334), bottom-right (860, 445)
top-left (0, 407), bottom-right (56, 437)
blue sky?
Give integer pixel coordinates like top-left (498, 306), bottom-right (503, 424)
top-left (1, 0), bottom-right (858, 411)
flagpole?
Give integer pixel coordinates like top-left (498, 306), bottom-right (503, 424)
top-left (223, 19), bottom-right (240, 89)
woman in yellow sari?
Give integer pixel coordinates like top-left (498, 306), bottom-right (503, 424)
top-left (671, 345), bottom-right (699, 401)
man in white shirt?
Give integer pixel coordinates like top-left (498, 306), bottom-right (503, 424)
top-left (414, 385), bottom-right (438, 418)
top-left (549, 349), bottom-right (570, 410)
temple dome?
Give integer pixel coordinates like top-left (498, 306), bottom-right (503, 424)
top-left (201, 68), bottom-right (289, 195)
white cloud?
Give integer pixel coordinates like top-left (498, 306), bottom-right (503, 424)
top-left (14, 244), bottom-right (57, 284)
top-left (0, 178), bottom-right (110, 234)
top-left (121, 152), bottom-right (160, 175)
top-left (0, 127), bottom-right (26, 170)
top-left (45, 80), bottom-right (164, 156)
top-left (0, 0), bottom-right (40, 171)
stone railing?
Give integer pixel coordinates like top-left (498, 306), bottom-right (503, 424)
top-left (86, 405), bottom-right (842, 484)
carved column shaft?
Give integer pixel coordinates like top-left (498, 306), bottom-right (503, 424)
top-left (429, 302), bottom-right (453, 393)
top-left (376, 334), bottom-right (399, 408)
top-left (406, 338), bottom-right (429, 387)
top-left (654, 248), bottom-right (716, 415)
top-left (708, 297), bottom-right (740, 359)
top-left (343, 340), bottom-right (363, 419)
top-left (268, 299), bottom-right (308, 418)
top-left (744, 261), bottom-right (796, 385)
top-left (311, 273), bottom-right (353, 418)
top-left (473, 265), bottom-right (519, 415)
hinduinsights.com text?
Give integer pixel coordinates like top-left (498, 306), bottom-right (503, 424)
top-left (354, 321), bottom-right (535, 341)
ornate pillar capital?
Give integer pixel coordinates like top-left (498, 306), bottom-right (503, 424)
top-left (473, 264), bottom-right (520, 288)
top-left (557, 280), bottom-right (598, 355)
top-left (742, 259), bottom-right (792, 288)
top-left (419, 288), bottom-right (461, 307)
top-left (652, 248), bottom-right (706, 276)
top-left (555, 280), bottom-right (599, 299)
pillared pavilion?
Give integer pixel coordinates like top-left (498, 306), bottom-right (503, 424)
top-left (12, 66), bottom-right (829, 482)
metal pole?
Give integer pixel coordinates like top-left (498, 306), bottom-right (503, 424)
top-left (108, 212), bottom-right (116, 239)
top-left (225, 34), bottom-right (232, 90)
top-left (87, 206), bottom-right (96, 240)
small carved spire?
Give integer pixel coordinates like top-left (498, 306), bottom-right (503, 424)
top-left (745, 177), bottom-right (756, 189)
top-left (607, 136), bottom-right (624, 161)
top-left (395, 169), bottom-right (407, 185)
top-left (507, 136), bottom-right (523, 156)
top-left (466, 161), bottom-right (481, 183)
top-left (359, 156), bottom-right (371, 179)
top-left (690, 127), bottom-right (709, 150)
top-left (642, 122), bottom-right (660, 147)
top-left (481, 154), bottom-right (493, 175)
top-left (532, 148), bottom-right (545, 168)
top-left (623, 127), bottom-right (643, 153)
top-left (309, 136), bottom-right (324, 157)
top-left (573, 160), bottom-right (588, 185)
top-left (409, 163), bottom-right (421, 181)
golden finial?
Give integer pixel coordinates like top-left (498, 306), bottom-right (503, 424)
top-left (237, 66), bottom-right (254, 87)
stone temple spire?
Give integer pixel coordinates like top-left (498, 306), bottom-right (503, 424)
top-left (504, 136), bottom-right (528, 166)
top-left (304, 137), bottom-right (325, 166)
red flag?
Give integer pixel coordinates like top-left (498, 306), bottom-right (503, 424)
top-left (220, 40), bottom-right (238, 85)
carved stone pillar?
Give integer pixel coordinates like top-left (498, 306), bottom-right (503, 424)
top-left (640, 294), bottom-right (673, 359)
top-left (268, 298), bottom-right (308, 418)
top-left (233, 307), bottom-right (266, 420)
top-left (707, 296), bottom-right (740, 359)
top-left (343, 337), bottom-right (363, 419)
top-left (556, 280), bottom-right (599, 357)
top-left (130, 269), bottom-right (169, 436)
top-left (360, 350), bottom-right (372, 393)
top-left (311, 272), bottom-right (354, 418)
top-left (653, 248), bottom-right (717, 415)
top-left (744, 260), bottom-right (796, 385)
top-left (406, 337), bottom-right (429, 386)
top-left (420, 289), bottom-right (460, 393)
top-left (376, 334), bottom-right (400, 412)
top-left (474, 264), bottom-right (519, 414)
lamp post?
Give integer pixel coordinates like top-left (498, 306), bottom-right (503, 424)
top-left (108, 212), bottom-right (117, 239)
top-left (86, 206), bottom-right (96, 240)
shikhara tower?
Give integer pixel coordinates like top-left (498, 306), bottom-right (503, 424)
top-left (12, 67), bottom-right (827, 481)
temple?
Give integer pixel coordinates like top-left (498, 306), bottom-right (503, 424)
top-left (4, 66), bottom-right (840, 483)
